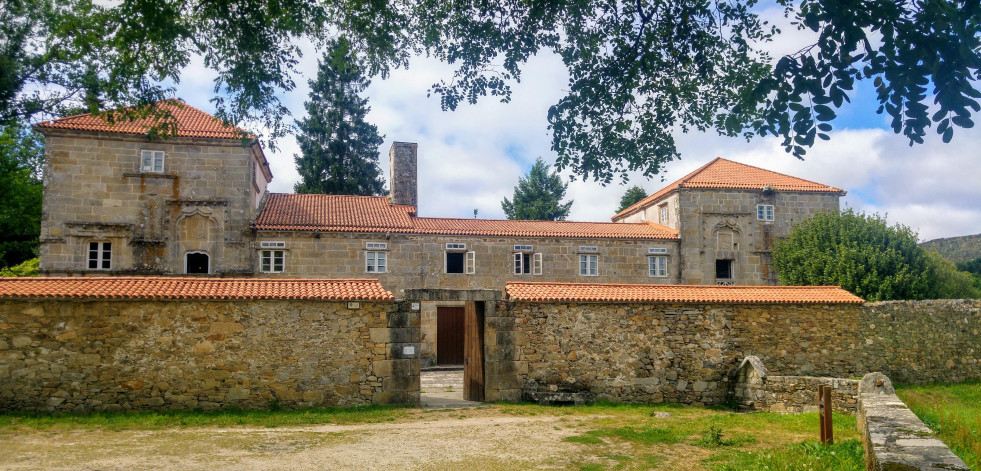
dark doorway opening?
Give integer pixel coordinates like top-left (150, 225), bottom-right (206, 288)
top-left (186, 252), bottom-right (210, 274)
top-left (436, 306), bottom-right (465, 365)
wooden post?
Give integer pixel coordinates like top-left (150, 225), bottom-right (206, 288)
top-left (819, 385), bottom-right (834, 445)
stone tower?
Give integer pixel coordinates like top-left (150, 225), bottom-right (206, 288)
top-left (389, 142), bottom-right (418, 208)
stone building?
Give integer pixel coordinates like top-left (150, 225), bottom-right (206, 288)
top-left (35, 101), bottom-right (844, 365)
top-left (612, 158), bottom-right (844, 285)
top-left (36, 101), bottom-right (273, 277)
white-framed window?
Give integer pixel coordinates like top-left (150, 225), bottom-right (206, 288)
top-left (659, 203), bottom-right (668, 224)
top-left (260, 241), bottom-right (286, 249)
top-left (366, 242), bottom-right (387, 250)
top-left (141, 150), bottom-right (165, 173)
top-left (514, 252), bottom-right (529, 275)
top-left (87, 241), bottom-right (111, 270)
top-left (514, 252), bottom-right (544, 275)
top-left (579, 254), bottom-right (598, 276)
top-left (578, 245), bottom-right (598, 253)
top-left (446, 250), bottom-right (475, 274)
top-left (366, 251), bottom-right (387, 273)
top-left (260, 250), bottom-right (285, 273)
top-left (648, 247), bottom-right (668, 255)
top-left (446, 243), bottom-right (466, 250)
top-left (757, 204), bottom-right (774, 221)
top-left (648, 256), bottom-right (668, 277)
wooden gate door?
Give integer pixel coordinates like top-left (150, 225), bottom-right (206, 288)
top-left (463, 301), bottom-right (485, 401)
top-left (436, 307), bottom-right (465, 365)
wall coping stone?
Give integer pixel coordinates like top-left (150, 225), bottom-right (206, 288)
top-left (857, 373), bottom-right (969, 471)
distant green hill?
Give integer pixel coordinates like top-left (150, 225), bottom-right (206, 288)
top-left (921, 233), bottom-right (981, 264)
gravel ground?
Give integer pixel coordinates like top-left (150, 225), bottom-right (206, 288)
top-left (0, 408), bottom-right (591, 470)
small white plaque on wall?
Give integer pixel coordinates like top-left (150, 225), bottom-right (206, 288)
top-left (411, 302), bottom-right (420, 311)
top-left (347, 302), bottom-right (361, 310)
top-left (403, 346), bottom-right (415, 355)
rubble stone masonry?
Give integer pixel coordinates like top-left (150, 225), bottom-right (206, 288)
top-left (1, 297), bottom-right (977, 411)
top-left (0, 298), bottom-right (418, 413)
top-left (487, 299), bottom-right (980, 404)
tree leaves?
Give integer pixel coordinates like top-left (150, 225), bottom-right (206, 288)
top-left (5, 0), bottom-right (979, 183)
top-left (742, 0), bottom-right (981, 158)
top-left (293, 38), bottom-right (386, 197)
top-left (617, 185), bottom-right (648, 213)
top-left (0, 121), bottom-right (43, 268)
top-left (501, 157), bottom-right (573, 221)
top-left (771, 209), bottom-right (979, 301)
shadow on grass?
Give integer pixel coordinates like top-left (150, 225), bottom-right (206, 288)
top-left (0, 404), bottom-right (413, 431)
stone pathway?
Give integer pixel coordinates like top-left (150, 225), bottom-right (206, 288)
top-left (420, 367), bottom-right (482, 409)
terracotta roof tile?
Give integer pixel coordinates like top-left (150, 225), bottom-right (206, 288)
top-left (36, 100), bottom-right (248, 139)
top-left (506, 281), bottom-right (864, 304)
top-left (255, 194), bottom-right (415, 231)
top-left (613, 158), bottom-right (845, 220)
top-left (0, 277), bottom-right (393, 301)
top-left (254, 193), bottom-right (678, 240)
top-left (410, 217), bottom-right (677, 239)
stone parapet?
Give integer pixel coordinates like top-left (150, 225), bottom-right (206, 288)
top-left (857, 373), bottom-right (969, 471)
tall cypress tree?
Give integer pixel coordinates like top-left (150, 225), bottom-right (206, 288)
top-left (501, 157), bottom-right (573, 221)
top-left (294, 38), bottom-right (385, 196)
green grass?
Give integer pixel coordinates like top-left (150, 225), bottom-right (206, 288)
top-left (0, 404), bottom-right (411, 431)
top-left (514, 401), bottom-right (863, 470)
top-left (896, 381), bottom-right (981, 470)
top-left (710, 439), bottom-right (865, 471)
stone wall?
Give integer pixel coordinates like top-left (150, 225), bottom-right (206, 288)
top-left (0, 298), bottom-right (419, 413)
top-left (39, 130), bottom-right (268, 276)
top-left (861, 300), bottom-right (981, 384)
top-left (255, 231), bottom-right (681, 296)
top-left (730, 299), bottom-right (981, 383)
top-left (2, 295), bottom-right (977, 412)
top-left (730, 357), bottom-right (858, 414)
top-left (486, 299), bottom-right (981, 405)
top-left (498, 301), bottom-right (732, 405)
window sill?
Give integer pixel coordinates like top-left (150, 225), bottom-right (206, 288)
top-left (123, 172), bottom-right (178, 179)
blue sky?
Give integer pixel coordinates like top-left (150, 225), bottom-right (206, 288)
top-left (172, 8), bottom-right (980, 242)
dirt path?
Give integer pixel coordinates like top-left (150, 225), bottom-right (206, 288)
top-left (0, 409), bottom-right (595, 470)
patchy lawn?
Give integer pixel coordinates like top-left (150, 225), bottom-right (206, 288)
top-left (896, 381), bottom-right (981, 470)
top-left (0, 403), bottom-right (863, 470)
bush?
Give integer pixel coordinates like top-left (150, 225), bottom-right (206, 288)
top-left (924, 251), bottom-right (980, 299)
top-left (0, 257), bottom-right (39, 277)
top-left (774, 210), bottom-right (978, 301)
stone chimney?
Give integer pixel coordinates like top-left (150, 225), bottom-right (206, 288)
top-left (389, 142), bottom-right (418, 208)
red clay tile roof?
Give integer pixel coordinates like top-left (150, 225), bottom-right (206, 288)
top-left (0, 277), bottom-right (393, 301)
top-left (613, 158), bottom-right (845, 220)
top-left (255, 194), bottom-right (416, 231)
top-left (506, 282), bottom-right (864, 304)
top-left (410, 217), bottom-right (677, 239)
top-left (36, 100), bottom-right (249, 139)
top-left (253, 194), bottom-right (678, 239)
